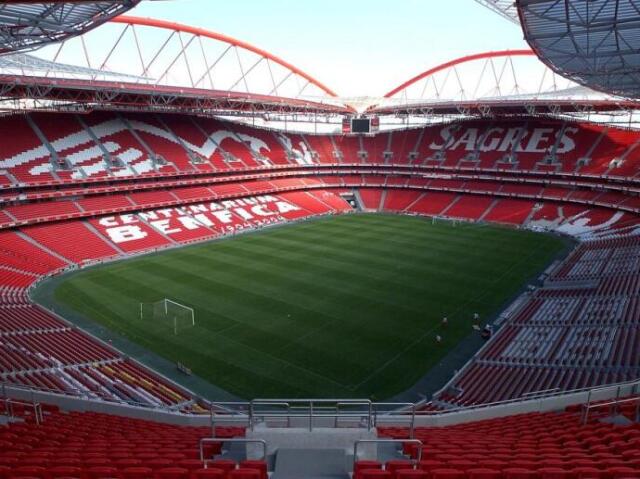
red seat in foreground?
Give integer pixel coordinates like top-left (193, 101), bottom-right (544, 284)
top-left (395, 469), bottom-right (429, 479)
top-left (467, 469), bottom-right (502, 479)
top-left (228, 468), bottom-right (261, 479)
top-left (190, 468), bottom-right (226, 479)
top-left (239, 460), bottom-right (268, 479)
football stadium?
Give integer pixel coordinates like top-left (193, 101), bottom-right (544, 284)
top-left (0, 0), bottom-right (640, 477)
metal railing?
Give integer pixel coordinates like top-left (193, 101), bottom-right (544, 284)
top-left (208, 401), bottom-right (251, 436)
top-left (353, 439), bottom-right (423, 465)
top-left (199, 437), bottom-right (267, 464)
top-left (248, 399), bottom-right (374, 432)
top-left (207, 399), bottom-right (419, 436)
top-left (580, 379), bottom-right (640, 425)
top-left (371, 402), bottom-right (416, 438)
top-left (581, 396), bottom-right (640, 425)
top-left (5, 373), bottom-right (640, 433)
top-left (522, 387), bottom-right (560, 397)
top-left (1, 397), bottom-right (43, 425)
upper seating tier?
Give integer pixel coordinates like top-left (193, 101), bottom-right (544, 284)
top-left (2, 114), bottom-right (640, 187)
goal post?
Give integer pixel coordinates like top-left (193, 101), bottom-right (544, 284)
top-left (139, 298), bottom-right (195, 335)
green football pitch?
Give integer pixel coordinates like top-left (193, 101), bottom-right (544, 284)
top-left (52, 214), bottom-right (567, 400)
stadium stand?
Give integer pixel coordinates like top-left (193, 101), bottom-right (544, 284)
top-left (1, 111), bottom-right (640, 421)
top-left (5, 3), bottom-right (640, 474)
top-left (1, 391), bottom-right (638, 478)
top-left (374, 400), bottom-right (640, 478)
top-left (0, 403), bottom-right (252, 479)
top-left (434, 236), bottom-right (640, 407)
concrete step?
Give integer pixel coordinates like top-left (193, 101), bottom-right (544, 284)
top-left (272, 448), bottom-right (349, 479)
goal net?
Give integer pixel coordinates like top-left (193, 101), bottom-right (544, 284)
top-left (139, 299), bottom-right (195, 335)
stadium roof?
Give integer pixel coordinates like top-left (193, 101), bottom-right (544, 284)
top-left (367, 49), bottom-right (640, 118)
top-left (0, 0), bottom-right (140, 54)
top-left (0, 14), bottom-right (353, 116)
top-left (511, 0), bottom-right (640, 100)
top-left (0, 3), bottom-right (639, 123)
top-left (473, 0), bottom-right (521, 23)
top-left (0, 51), bottom-right (146, 81)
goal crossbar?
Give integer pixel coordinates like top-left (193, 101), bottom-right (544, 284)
top-left (163, 299), bottom-right (195, 321)
top-left (139, 298), bottom-right (195, 335)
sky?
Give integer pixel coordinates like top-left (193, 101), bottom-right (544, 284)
top-left (126, 0), bottom-right (529, 98)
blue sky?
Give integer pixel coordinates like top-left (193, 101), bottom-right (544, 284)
top-left (128, 0), bottom-right (528, 97)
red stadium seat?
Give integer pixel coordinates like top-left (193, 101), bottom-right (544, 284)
top-left (227, 469), bottom-right (261, 479)
top-left (570, 468), bottom-right (603, 479)
top-left (177, 460), bottom-right (204, 472)
top-left (238, 460), bottom-right (267, 479)
top-left (607, 467), bottom-right (639, 479)
top-left (83, 458), bottom-right (111, 468)
top-left (122, 467), bottom-right (154, 479)
top-left (8, 466), bottom-right (47, 479)
top-left (154, 467), bottom-right (190, 479)
top-left (189, 469), bottom-right (226, 479)
top-left (418, 460), bottom-right (445, 472)
top-left (47, 466), bottom-right (84, 478)
top-left (467, 469), bottom-right (502, 479)
top-left (113, 459), bottom-right (142, 469)
top-left (503, 468), bottom-right (539, 479)
top-left (429, 469), bottom-right (466, 479)
top-left (385, 460), bottom-right (414, 474)
top-left (148, 459), bottom-right (173, 470)
top-left (537, 468), bottom-right (569, 479)
top-left (355, 461), bottom-right (383, 479)
top-left (207, 459), bottom-right (236, 473)
top-left (359, 471), bottom-right (393, 479)
top-left (395, 470), bottom-right (428, 479)
top-left (85, 466), bottom-right (120, 479)
top-left (447, 460), bottom-right (476, 471)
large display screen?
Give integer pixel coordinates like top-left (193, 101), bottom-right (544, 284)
top-left (351, 118), bottom-right (371, 133)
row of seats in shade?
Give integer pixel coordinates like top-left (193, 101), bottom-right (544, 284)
top-left (370, 409), bottom-right (640, 479)
top-left (0, 460), bottom-right (266, 478)
top-left (354, 459), bottom-right (639, 478)
top-left (0, 406), bottom-right (257, 479)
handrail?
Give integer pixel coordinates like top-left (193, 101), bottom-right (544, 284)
top-left (581, 395), bottom-right (640, 425)
top-left (353, 439), bottom-right (423, 465)
top-left (199, 437), bottom-right (267, 463)
top-left (335, 401), bottom-right (374, 430)
top-left (3, 375), bottom-right (640, 429)
top-left (249, 401), bottom-right (290, 430)
top-left (251, 398), bottom-right (373, 403)
top-left (1, 398), bottom-right (43, 425)
top-left (249, 398), bottom-right (373, 432)
top-left (209, 401), bottom-right (251, 436)
top-left (371, 402), bottom-right (416, 438)
top-left (581, 379), bottom-right (640, 424)
top-left (522, 387), bottom-right (560, 397)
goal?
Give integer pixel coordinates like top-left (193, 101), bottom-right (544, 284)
top-left (139, 299), bottom-right (195, 335)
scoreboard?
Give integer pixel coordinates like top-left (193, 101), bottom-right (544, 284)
top-left (342, 116), bottom-right (379, 135)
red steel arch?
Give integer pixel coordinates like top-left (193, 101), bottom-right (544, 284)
top-left (112, 16), bottom-right (339, 98)
top-left (384, 49), bottom-right (535, 98)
